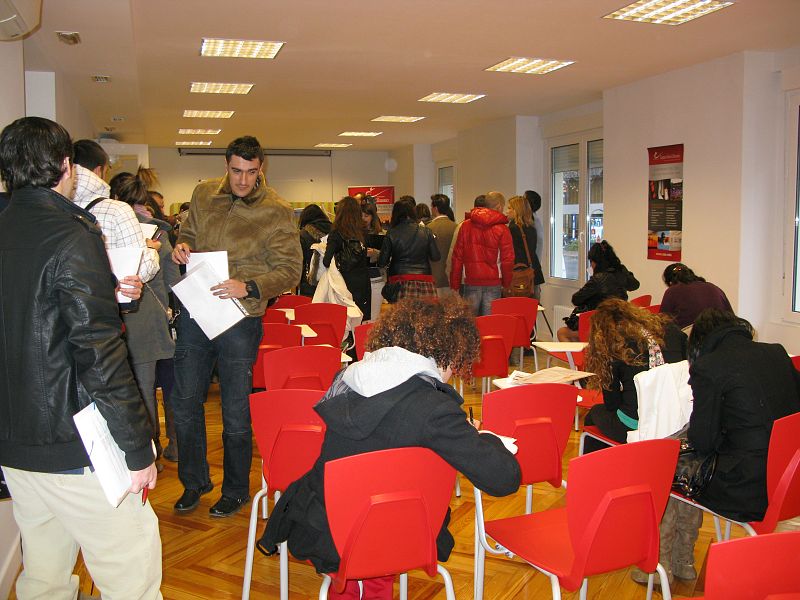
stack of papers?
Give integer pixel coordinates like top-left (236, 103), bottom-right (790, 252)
top-left (507, 366), bottom-right (595, 385)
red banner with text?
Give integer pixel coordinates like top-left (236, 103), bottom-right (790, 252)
top-left (647, 144), bottom-right (683, 261)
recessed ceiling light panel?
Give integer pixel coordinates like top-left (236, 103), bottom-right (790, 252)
top-left (315, 143), bottom-right (352, 148)
top-left (190, 82), bottom-right (253, 95)
top-left (338, 131), bottom-right (383, 137)
top-left (371, 115), bottom-right (426, 123)
top-left (486, 57), bottom-right (574, 75)
top-left (178, 128), bottom-right (222, 135)
top-left (201, 38), bottom-right (284, 59)
top-left (175, 140), bottom-right (213, 146)
top-left (183, 110), bottom-right (235, 119)
top-left (418, 92), bottom-right (485, 104)
top-left (604, 0), bottom-right (734, 25)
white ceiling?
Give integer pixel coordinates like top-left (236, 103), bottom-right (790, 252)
top-left (22, 0), bottom-right (800, 150)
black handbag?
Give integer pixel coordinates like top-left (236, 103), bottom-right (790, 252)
top-left (671, 436), bottom-right (717, 499)
top-left (381, 281), bottom-right (401, 303)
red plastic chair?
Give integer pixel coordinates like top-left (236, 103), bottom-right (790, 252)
top-left (252, 324), bottom-right (303, 389)
top-left (578, 424), bottom-right (621, 455)
top-left (465, 315), bottom-right (518, 396)
top-left (547, 309), bottom-right (594, 371)
top-left (242, 389), bottom-right (326, 600)
top-left (792, 355), bottom-right (800, 371)
top-left (293, 302), bottom-right (348, 348)
top-left (319, 448), bottom-right (457, 600)
top-left (630, 294), bottom-right (652, 308)
top-left (353, 321), bottom-right (374, 360)
top-left (694, 531), bottom-right (800, 600)
top-left (646, 304), bottom-right (661, 314)
top-left (262, 307), bottom-right (289, 324)
top-left (479, 438), bottom-right (679, 600)
top-left (490, 297), bottom-right (540, 370)
top-left (672, 411), bottom-right (800, 541)
top-left (271, 294), bottom-right (313, 310)
top-left (263, 345), bottom-right (342, 391)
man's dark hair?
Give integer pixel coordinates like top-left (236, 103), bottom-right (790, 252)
top-left (226, 136), bottom-right (264, 164)
top-left (473, 194), bottom-right (487, 208)
top-left (524, 190), bottom-right (542, 213)
top-left (430, 193), bottom-right (455, 221)
top-left (73, 139), bottom-right (109, 171)
top-left (0, 117), bottom-right (73, 192)
top-left (398, 194), bottom-right (416, 206)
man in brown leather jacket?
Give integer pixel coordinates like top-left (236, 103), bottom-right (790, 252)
top-left (171, 136), bottom-right (301, 517)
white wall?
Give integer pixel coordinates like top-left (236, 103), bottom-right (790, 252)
top-left (149, 147), bottom-right (388, 213)
top-left (388, 145), bottom-right (414, 198)
top-left (0, 41), bottom-right (25, 130)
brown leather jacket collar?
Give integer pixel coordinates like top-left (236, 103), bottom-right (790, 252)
top-left (216, 172), bottom-right (268, 205)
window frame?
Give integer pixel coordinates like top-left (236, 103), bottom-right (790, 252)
top-left (783, 89), bottom-right (800, 321)
top-left (545, 128), bottom-right (603, 290)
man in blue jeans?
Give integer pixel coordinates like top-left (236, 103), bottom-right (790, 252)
top-left (171, 136), bottom-right (301, 517)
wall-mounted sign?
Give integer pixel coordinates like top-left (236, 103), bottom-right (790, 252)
top-left (647, 144), bottom-right (683, 261)
top-left (348, 185), bottom-right (395, 219)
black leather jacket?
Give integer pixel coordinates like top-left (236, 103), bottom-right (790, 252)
top-left (571, 265), bottom-right (640, 311)
top-left (377, 219), bottom-right (440, 277)
top-left (0, 187), bottom-right (153, 472)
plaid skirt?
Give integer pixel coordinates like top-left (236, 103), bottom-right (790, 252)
top-left (397, 279), bottom-right (436, 300)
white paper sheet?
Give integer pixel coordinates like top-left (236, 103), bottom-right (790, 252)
top-left (106, 247), bottom-right (143, 303)
top-left (185, 251), bottom-right (230, 280)
top-left (139, 223), bottom-right (158, 239)
top-left (171, 261), bottom-right (247, 339)
top-left (72, 402), bottom-right (132, 507)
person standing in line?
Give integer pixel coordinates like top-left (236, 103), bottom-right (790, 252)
top-left (428, 193), bottom-right (456, 297)
top-left (298, 203), bottom-right (332, 298)
top-left (506, 195), bottom-right (544, 298)
top-left (449, 191), bottom-right (514, 315)
top-left (171, 136), bottom-right (302, 517)
top-left (0, 116), bottom-right (162, 600)
top-left (523, 190), bottom-right (546, 299)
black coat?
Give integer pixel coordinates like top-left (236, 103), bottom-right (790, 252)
top-left (572, 265), bottom-right (640, 311)
top-left (298, 218), bottom-right (331, 297)
top-left (259, 373), bottom-right (521, 574)
top-left (378, 219), bottom-right (440, 277)
top-left (508, 221), bottom-right (545, 285)
top-left (688, 326), bottom-right (800, 521)
top-left (0, 188), bottom-right (153, 472)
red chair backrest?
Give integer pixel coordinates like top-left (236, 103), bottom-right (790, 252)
top-left (293, 302), bottom-right (348, 347)
top-left (261, 323), bottom-right (303, 350)
top-left (646, 304), bottom-right (661, 314)
top-left (630, 295), bottom-right (652, 308)
top-left (703, 531), bottom-right (800, 600)
top-left (472, 315), bottom-right (518, 378)
top-left (482, 383), bottom-right (576, 488)
top-left (577, 309), bottom-right (596, 343)
top-left (263, 308), bottom-right (288, 324)
top-left (324, 448), bottom-right (455, 590)
top-left (792, 355), bottom-right (800, 372)
top-left (753, 411), bottom-right (800, 533)
top-left (490, 297), bottom-right (539, 348)
top-left (271, 294), bottom-right (313, 310)
top-left (263, 345), bottom-right (342, 391)
top-left (563, 439), bottom-right (679, 590)
top-left (354, 322), bottom-right (374, 360)
top-left (249, 389), bottom-right (326, 491)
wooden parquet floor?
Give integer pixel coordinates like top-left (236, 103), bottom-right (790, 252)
top-left (10, 350), bottom-right (736, 599)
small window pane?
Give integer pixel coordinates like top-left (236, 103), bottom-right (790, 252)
top-left (438, 166), bottom-right (454, 203)
top-left (551, 144), bottom-right (579, 280)
top-left (588, 139), bottom-right (604, 247)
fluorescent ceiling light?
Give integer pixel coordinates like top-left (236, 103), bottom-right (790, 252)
top-left (178, 128), bottom-right (221, 135)
top-left (315, 143), bottom-right (352, 148)
top-left (201, 38), bottom-right (284, 59)
top-left (338, 131), bottom-right (383, 137)
top-left (603, 0), bottom-right (734, 25)
top-left (175, 140), bottom-right (213, 146)
top-left (371, 115), bottom-right (425, 123)
top-left (418, 92), bottom-right (485, 104)
top-left (190, 82), bottom-right (253, 95)
top-left (183, 110), bottom-right (234, 119)
top-left (486, 57), bottom-right (574, 75)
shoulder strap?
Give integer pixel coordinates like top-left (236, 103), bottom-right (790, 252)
top-left (85, 197), bottom-right (106, 213)
top-left (519, 225), bottom-right (532, 266)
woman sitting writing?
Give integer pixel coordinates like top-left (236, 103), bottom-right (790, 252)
top-left (259, 296), bottom-right (521, 599)
top-left (584, 299), bottom-right (687, 449)
top-left (557, 240), bottom-right (639, 341)
top-left (660, 262), bottom-right (732, 330)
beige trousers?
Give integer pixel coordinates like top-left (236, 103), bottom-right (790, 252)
top-left (2, 466), bottom-right (162, 600)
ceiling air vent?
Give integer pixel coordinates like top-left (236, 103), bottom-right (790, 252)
top-left (91, 75), bottom-right (111, 83)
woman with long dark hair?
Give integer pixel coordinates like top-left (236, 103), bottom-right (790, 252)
top-left (660, 263), bottom-right (732, 329)
top-left (323, 196), bottom-right (371, 317)
top-left (298, 204), bottom-right (332, 297)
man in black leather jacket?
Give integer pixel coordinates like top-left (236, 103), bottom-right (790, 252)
top-left (0, 117), bottom-right (163, 600)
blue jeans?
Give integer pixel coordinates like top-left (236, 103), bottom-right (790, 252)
top-left (171, 312), bottom-right (262, 499)
top-left (462, 285), bottom-right (502, 316)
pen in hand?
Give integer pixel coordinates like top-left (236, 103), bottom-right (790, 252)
top-left (142, 487), bottom-right (148, 506)
top-left (469, 407), bottom-right (474, 424)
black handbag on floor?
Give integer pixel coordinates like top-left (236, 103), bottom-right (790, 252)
top-left (670, 431), bottom-right (717, 499)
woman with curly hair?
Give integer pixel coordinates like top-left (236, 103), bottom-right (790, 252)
top-left (584, 298), bottom-right (687, 448)
top-left (259, 296), bottom-right (521, 600)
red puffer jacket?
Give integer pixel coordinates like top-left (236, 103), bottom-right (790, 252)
top-left (449, 208), bottom-right (514, 289)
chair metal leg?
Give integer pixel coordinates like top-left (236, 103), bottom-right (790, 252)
top-left (533, 346), bottom-right (539, 372)
top-left (724, 520), bottom-right (732, 541)
top-left (279, 540), bottom-right (289, 600)
top-left (578, 431), bottom-right (587, 455)
top-left (549, 574), bottom-right (562, 599)
top-left (261, 471), bottom-right (269, 519)
top-left (578, 579), bottom-right (588, 600)
top-left (242, 486), bottom-right (270, 600)
top-left (474, 516), bottom-right (485, 600)
top-left (399, 573), bottom-right (408, 600)
top-left (574, 406), bottom-right (579, 431)
top-left (518, 346), bottom-right (524, 370)
top-left (646, 572), bottom-right (654, 600)
top-left (525, 484), bottom-right (533, 514)
top-left (657, 563), bottom-right (672, 600)
top-left (713, 515), bottom-right (723, 542)
top-left (455, 475), bottom-right (461, 498)
top-left (437, 564), bottom-right (456, 600)
top-left (318, 575), bottom-right (331, 600)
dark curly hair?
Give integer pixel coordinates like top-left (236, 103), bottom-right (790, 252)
top-left (366, 296), bottom-right (479, 377)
